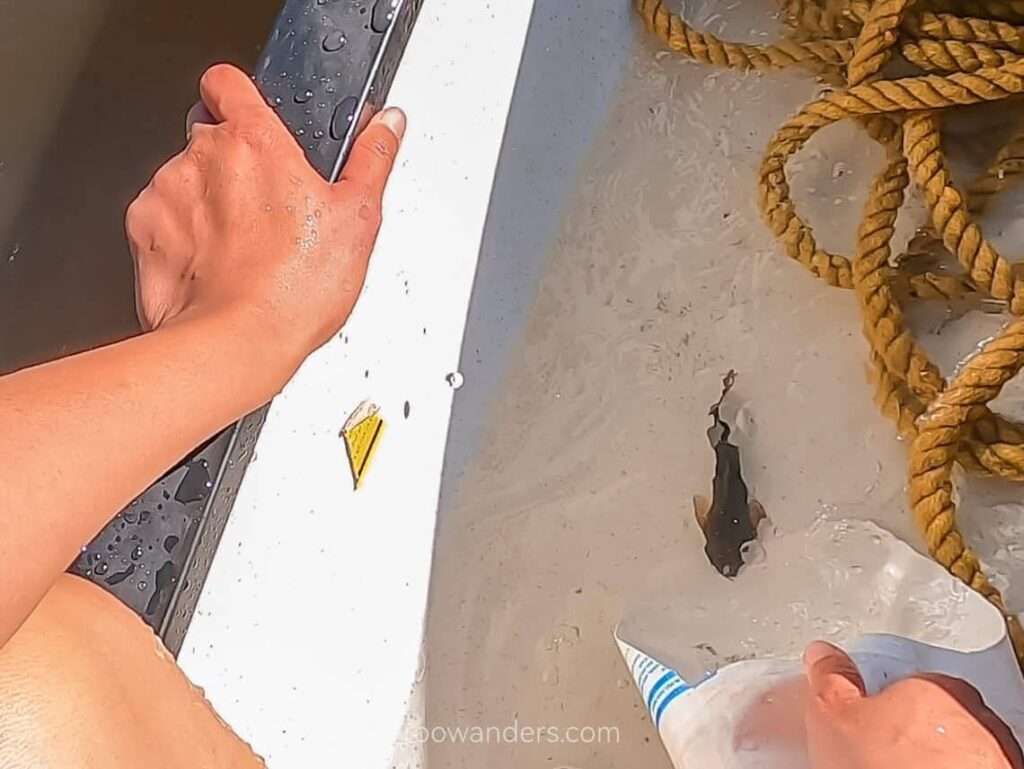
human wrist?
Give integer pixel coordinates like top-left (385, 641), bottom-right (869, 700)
top-left (159, 302), bottom-right (304, 410)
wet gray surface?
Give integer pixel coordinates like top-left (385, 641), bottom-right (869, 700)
top-left (0, 0), bottom-right (280, 373)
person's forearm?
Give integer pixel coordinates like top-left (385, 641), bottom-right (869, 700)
top-left (0, 308), bottom-right (291, 646)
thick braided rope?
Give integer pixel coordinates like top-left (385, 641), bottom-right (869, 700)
top-left (901, 37), bottom-right (1023, 70)
top-left (755, 63), bottom-right (1024, 301)
top-left (839, 0), bottom-right (1024, 483)
top-left (910, 322), bottom-right (1024, 656)
top-left (907, 11), bottom-right (1024, 51)
top-left (636, 0), bottom-right (853, 73)
top-left (781, 0), bottom-right (864, 38)
top-left (856, 149), bottom-right (945, 400)
top-left (848, 0), bottom-right (914, 84)
top-left (848, 0), bottom-right (1024, 37)
top-left (846, 0), bottom-right (951, 415)
top-left (926, 0), bottom-right (1024, 23)
top-left (890, 118), bottom-right (1024, 273)
top-left (902, 112), bottom-right (1024, 313)
top-left (637, 0), bottom-right (1024, 658)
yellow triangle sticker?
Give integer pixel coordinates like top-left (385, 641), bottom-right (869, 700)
top-left (342, 401), bottom-right (385, 490)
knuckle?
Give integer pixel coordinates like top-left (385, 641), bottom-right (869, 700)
top-left (124, 198), bottom-right (144, 239)
top-left (366, 134), bottom-right (396, 161)
top-left (232, 112), bottom-right (276, 152)
top-left (150, 162), bottom-right (179, 192)
top-left (186, 126), bottom-right (216, 159)
top-left (125, 197), bottom-right (155, 252)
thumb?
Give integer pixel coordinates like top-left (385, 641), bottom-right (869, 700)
top-left (804, 641), bottom-right (866, 707)
top-left (338, 108), bottom-right (406, 195)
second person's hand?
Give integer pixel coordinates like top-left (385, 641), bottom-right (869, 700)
top-left (803, 641), bottom-right (1024, 769)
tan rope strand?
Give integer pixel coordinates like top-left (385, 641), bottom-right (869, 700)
top-left (910, 323), bottom-right (1024, 658)
top-left (636, 0), bottom-right (854, 73)
top-left (925, 0), bottom-right (1024, 24)
top-left (781, 0), bottom-right (864, 39)
top-left (907, 11), bottom-right (1024, 52)
top-left (902, 112), bottom-right (1024, 312)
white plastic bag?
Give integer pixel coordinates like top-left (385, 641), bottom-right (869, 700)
top-left (616, 519), bottom-right (1024, 769)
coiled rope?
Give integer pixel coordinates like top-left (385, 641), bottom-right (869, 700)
top-left (636, 0), bottom-right (1024, 659)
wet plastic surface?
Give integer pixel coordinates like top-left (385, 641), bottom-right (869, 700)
top-left (70, 0), bottom-right (423, 655)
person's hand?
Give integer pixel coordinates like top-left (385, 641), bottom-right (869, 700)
top-left (803, 641), bottom-right (1024, 769)
top-left (125, 63), bottom-right (405, 386)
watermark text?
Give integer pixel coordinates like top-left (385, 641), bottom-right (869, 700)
top-left (399, 719), bottom-right (620, 746)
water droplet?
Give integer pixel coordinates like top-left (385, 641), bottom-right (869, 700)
top-left (330, 96), bottom-right (359, 140)
top-left (95, 562), bottom-right (109, 576)
top-left (8, 243), bottom-right (20, 262)
top-left (105, 563), bottom-right (136, 586)
top-left (370, 0), bottom-right (397, 32)
top-left (445, 371), bottom-right (465, 390)
top-left (403, 401), bottom-right (411, 419)
top-left (322, 32), bottom-right (347, 52)
top-left (296, 127), bottom-right (306, 137)
top-left (295, 89), bottom-right (314, 104)
top-left (138, 581), bottom-right (148, 591)
top-left (131, 546), bottom-right (144, 561)
top-left (164, 535), bottom-right (180, 553)
top-left (540, 665), bottom-right (560, 686)
top-left (313, 129), bottom-right (325, 139)
top-left (175, 461), bottom-right (211, 504)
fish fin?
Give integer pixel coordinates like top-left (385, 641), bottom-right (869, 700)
top-left (693, 494), bottom-right (711, 532)
top-left (749, 499), bottom-right (767, 528)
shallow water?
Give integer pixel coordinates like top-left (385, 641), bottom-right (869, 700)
top-left (424, 1), bottom-right (1024, 767)
top-left (0, 0), bottom-right (280, 373)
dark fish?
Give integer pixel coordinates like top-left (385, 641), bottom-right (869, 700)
top-left (693, 371), bottom-right (766, 578)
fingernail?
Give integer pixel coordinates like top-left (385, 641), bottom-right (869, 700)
top-left (377, 107), bottom-right (406, 140)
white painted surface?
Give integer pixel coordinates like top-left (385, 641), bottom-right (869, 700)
top-left (178, 2), bottom-right (537, 766)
